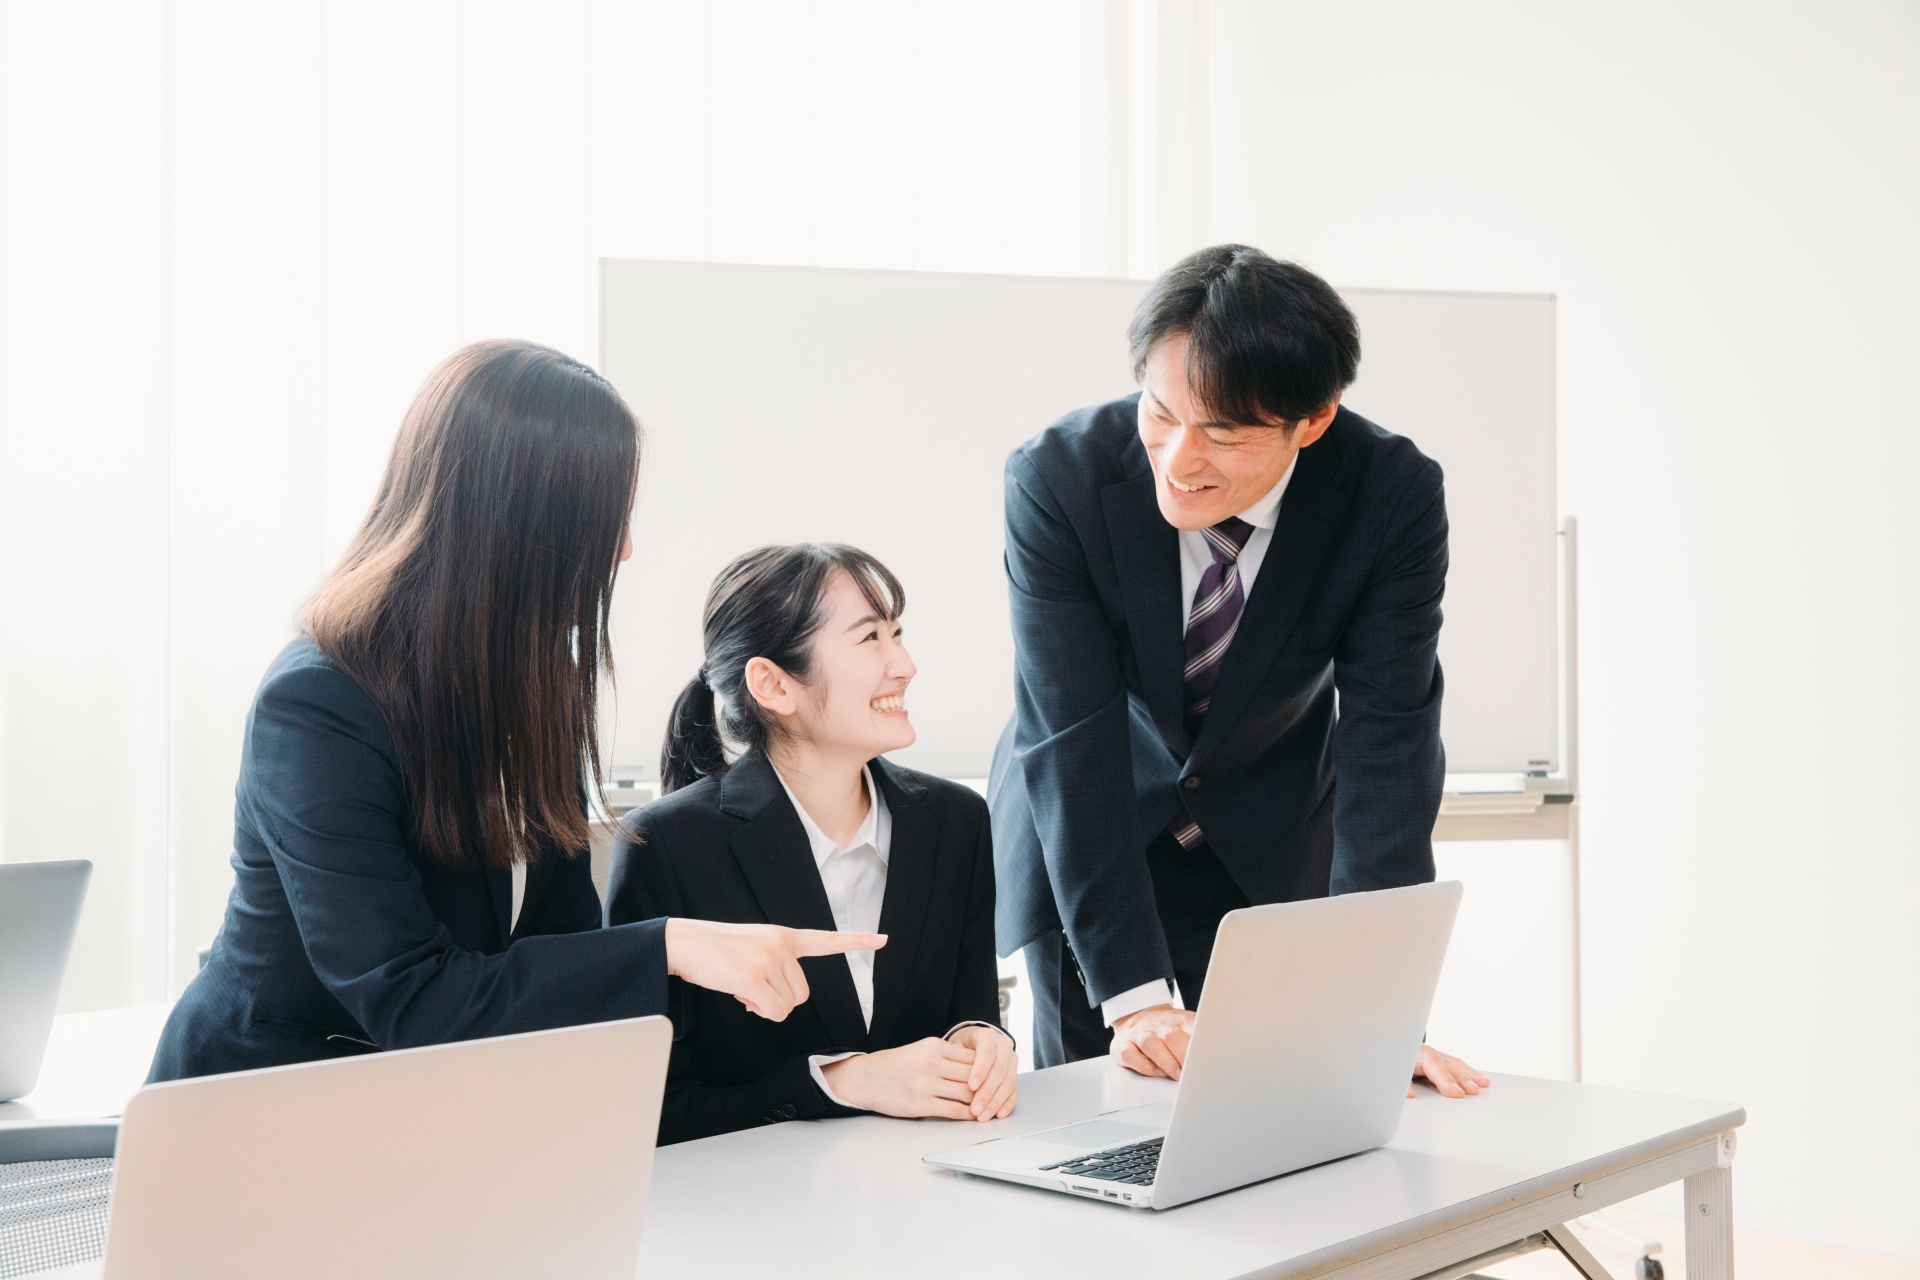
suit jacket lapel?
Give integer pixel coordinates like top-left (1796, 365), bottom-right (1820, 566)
top-left (1103, 471), bottom-right (1191, 754)
top-left (1191, 425), bottom-right (1358, 762)
top-left (867, 759), bottom-right (932, 1046)
top-left (483, 862), bottom-right (514, 950)
top-left (720, 752), bottom-right (871, 1050)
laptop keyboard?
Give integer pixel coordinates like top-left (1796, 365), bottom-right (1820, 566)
top-left (1037, 1136), bottom-right (1162, 1185)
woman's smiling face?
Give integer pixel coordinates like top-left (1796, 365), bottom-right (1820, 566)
top-left (783, 568), bottom-right (917, 760)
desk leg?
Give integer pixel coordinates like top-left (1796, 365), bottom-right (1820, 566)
top-left (1683, 1136), bottom-right (1737, 1280)
top-left (1543, 1225), bottom-right (1618, 1280)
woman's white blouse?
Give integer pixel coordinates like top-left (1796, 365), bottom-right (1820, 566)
top-left (775, 765), bottom-right (892, 1027)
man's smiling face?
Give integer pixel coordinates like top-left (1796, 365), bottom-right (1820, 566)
top-left (1135, 332), bottom-right (1327, 531)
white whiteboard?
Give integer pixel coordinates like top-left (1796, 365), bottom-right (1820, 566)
top-left (1342, 288), bottom-right (1559, 773)
top-left (599, 261), bottom-right (1555, 779)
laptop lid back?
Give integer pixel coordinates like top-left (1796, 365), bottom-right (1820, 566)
top-left (0, 859), bottom-right (92, 1101)
top-left (102, 1014), bottom-right (672, 1280)
top-left (1151, 881), bottom-right (1462, 1208)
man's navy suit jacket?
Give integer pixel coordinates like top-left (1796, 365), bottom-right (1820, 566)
top-left (987, 394), bottom-right (1448, 1006)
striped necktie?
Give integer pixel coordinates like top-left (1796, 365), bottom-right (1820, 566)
top-left (1170, 515), bottom-right (1255, 850)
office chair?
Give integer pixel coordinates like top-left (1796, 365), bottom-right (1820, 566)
top-left (0, 1120), bottom-right (117, 1277)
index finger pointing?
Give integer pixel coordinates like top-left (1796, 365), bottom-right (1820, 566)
top-left (789, 930), bottom-right (888, 957)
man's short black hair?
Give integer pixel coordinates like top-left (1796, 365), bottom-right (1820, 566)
top-left (1128, 245), bottom-right (1360, 425)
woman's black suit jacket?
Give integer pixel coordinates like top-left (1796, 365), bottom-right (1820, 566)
top-left (148, 636), bottom-right (671, 1083)
top-left (606, 749), bottom-right (1001, 1145)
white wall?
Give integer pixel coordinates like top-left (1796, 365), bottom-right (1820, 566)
top-left (3, 0), bottom-right (1912, 1259)
top-left (0, 0), bottom-right (173, 1009)
top-left (0, 0), bottom-right (1107, 1007)
top-left (1206, 0), bottom-right (1920, 1258)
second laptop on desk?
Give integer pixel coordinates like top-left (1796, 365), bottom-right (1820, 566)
top-left (93, 1014), bottom-right (672, 1280)
top-left (926, 880), bottom-right (1462, 1210)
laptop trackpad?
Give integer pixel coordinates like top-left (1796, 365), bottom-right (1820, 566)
top-left (1028, 1119), bottom-right (1160, 1148)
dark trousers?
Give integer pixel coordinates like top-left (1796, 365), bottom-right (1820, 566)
top-left (1026, 830), bottom-right (1250, 1069)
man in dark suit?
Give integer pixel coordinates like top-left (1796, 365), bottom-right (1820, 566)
top-left (988, 245), bottom-right (1486, 1093)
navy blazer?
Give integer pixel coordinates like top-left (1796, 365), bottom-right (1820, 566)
top-left (605, 750), bottom-right (1000, 1145)
top-left (988, 395), bottom-right (1447, 1005)
top-left (149, 636), bottom-right (670, 1083)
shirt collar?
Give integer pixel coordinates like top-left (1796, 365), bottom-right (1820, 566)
top-left (774, 763), bottom-right (890, 871)
top-left (1236, 453), bottom-right (1298, 530)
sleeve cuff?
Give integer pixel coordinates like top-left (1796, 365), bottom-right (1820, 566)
top-left (943, 1020), bottom-right (1015, 1049)
top-left (807, 1053), bottom-right (867, 1109)
top-left (1100, 979), bottom-right (1179, 1028)
top-left (625, 916), bottom-right (672, 1020)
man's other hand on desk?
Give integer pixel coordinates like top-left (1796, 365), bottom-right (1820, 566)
top-left (1109, 1005), bottom-right (1195, 1079)
top-left (1111, 1005), bottom-right (1491, 1099)
top-left (1409, 1045), bottom-right (1489, 1098)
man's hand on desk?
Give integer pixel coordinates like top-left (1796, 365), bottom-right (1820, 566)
top-left (1109, 1004), bottom-right (1194, 1080)
top-left (1409, 1045), bottom-right (1489, 1098)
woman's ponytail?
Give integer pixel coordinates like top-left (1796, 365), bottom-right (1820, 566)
top-left (659, 669), bottom-right (727, 794)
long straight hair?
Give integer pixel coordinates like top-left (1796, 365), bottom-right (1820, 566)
top-left (305, 339), bottom-right (641, 868)
top-left (660, 544), bottom-right (904, 795)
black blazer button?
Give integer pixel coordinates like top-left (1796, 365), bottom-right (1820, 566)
top-left (1183, 776), bottom-right (1202, 790)
top-left (780, 1103), bottom-right (798, 1119)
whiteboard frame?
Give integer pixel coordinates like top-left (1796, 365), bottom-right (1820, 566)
top-left (596, 260), bottom-right (1561, 781)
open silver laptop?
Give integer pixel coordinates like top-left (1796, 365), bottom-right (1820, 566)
top-left (0, 860), bottom-right (91, 1102)
top-left (927, 880), bottom-right (1462, 1210)
top-left (94, 1015), bottom-right (673, 1280)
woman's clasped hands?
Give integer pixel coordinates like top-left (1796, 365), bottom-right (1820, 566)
top-left (822, 1023), bottom-right (1018, 1122)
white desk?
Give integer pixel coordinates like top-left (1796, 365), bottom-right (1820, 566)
top-left (6, 1010), bottom-right (1744, 1280)
top-left (641, 1059), bottom-right (1743, 1280)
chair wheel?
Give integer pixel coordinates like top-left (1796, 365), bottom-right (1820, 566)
top-left (1635, 1258), bottom-right (1665, 1280)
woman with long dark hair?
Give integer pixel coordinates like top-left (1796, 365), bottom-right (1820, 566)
top-left (149, 341), bottom-right (880, 1082)
top-left (606, 544), bottom-right (1016, 1144)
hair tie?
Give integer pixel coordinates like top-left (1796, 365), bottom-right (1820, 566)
top-left (695, 665), bottom-right (710, 687)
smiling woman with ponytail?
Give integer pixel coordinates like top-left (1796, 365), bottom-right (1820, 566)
top-left (148, 341), bottom-right (885, 1083)
top-left (608, 544), bottom-right (1017, 1144)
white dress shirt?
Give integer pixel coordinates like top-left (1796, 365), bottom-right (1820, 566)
top-left (1174, 453), bottom-right (1297, 638)
top-left (1102, 454), bottom-right (1299, 1028)
top-left (509, 859), bottom-right (527, 934)
top-left (774, 764), bottom-right (1006, 1108)
top-left (777, 764), bottom-right (893, 1027)
top-left (775, 766), bottom-right (891, 1107)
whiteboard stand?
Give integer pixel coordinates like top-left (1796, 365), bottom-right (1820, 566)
top-left (1563, 515), bottom-right (1583, 1081)
top-left (1545, 518), bottom-right (1666, 1277)
top-left (1436, 516), bottom-right (1594, 1074)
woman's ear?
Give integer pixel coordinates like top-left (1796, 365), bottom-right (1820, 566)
top-left (742, 656), bottom-right (801, 719)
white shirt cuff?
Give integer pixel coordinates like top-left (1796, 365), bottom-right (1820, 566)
top-left (1101, 979), bottom-right (1180, 1028)
top-left (808, 1052), bottom-right (866, 1109)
